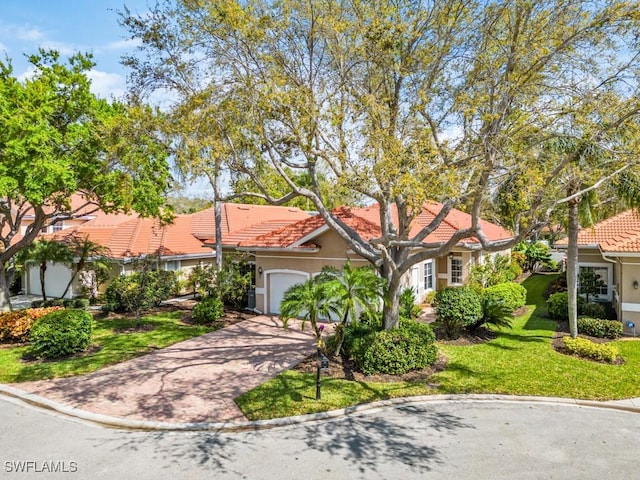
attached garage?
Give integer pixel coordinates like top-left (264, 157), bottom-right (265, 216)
top-left (267, 270), bottom-right (309, 314)
top-left (27, 262), bottom-right (74, 299)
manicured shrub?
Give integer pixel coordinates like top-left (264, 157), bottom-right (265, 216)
top-left (562, 336), bottom-right (619, 363)
top-left (192, 296), bottom-right (225, 324)
top-left (577, 317), bottom-right (622, 339)
top-left (484, 282), bottom-right (527, 312)
top-left (0, 307), bottom-right (64, 343)
top-left (580, 303), bottom-right (607, 319)
top-left (433, 286), bottom-right (483, 339)
top-left (546, 292), bottom-right (585, 320)
top-left (30, 309), bottom-right (93, 359)
top-left (342, 314), bottom-right (383, 358)
top-left (352, 321), bottom-right (438, 375)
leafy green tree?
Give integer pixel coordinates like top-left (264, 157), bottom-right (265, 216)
top-left (121, 0), bottom-right (640, 330)
top-left (0, 50), bottom-right (172, 311)
top-left (318, 262), bottom-right (386, 356)
top-left (513, 242), bottom-right (553, 273)
top-left (20, 240), bottom-right (73, 302)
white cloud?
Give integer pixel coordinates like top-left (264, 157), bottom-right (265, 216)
top-left (17, 66), bottom-right (37, 82)
top-left (40, 40), bottom-right (77, 56)
top-left (15, 26), bottom-right (45, 42)
top-left (87, 69), bottom-right (126, 99)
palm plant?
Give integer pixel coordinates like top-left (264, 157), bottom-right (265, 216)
top-left (59, 234), bottom-right (111, 298)
top-left (318, 262), bottom-right (386, 356)
top-left (21, 239), bottom-right (73, 302)
top-left (280, 278), bottom-right (338, 341)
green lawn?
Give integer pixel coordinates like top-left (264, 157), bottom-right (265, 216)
top-left (0, 311), bottom-right (214, 383)
top-left (236, 274), bottom-right (640, 420)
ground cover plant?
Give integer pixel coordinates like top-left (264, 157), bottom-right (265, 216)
top-left (236, 274), bottom-right (640, 420)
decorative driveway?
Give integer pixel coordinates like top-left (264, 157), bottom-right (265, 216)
top-left (16, 315), bottom-right (316, 423)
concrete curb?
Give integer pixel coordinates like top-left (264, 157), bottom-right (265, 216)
top-left (2, 383), bottom-right (640, 432)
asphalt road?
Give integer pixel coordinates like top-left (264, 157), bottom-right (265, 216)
top-left (1, 396), bottom-right (639, 480)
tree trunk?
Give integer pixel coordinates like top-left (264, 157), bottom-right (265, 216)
top-left (40, 263), bottom-right (48, 302)
top-left (214, 200), bottom-right (223, 270)
top-left (0, 263), bottom-right (12, 312)
top-left (383, 273), bottom-right (402, 329)
top-left (567, 195), bottom-right (580, 338)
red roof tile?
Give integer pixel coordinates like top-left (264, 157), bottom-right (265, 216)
top-left (555, 210), bottom-right (640, 252)
top-left (239, 204), bottom-right (510, 249)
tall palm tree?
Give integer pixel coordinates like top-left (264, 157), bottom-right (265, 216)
top-left (319, 262), bottom-right (386, 356)
top-left (59, 234), bottom-right (111, 298)
top-left (21, 239), bottom-right (73, 302)
top-left (280, 279), bottom-right (339, 340)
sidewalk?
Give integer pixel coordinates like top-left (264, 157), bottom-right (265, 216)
top-left (15, 315), bottom-right (316, 423)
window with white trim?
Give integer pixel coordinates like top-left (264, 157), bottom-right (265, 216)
top-left (450, 257), bottom-right (463, 284)
top-left (424, 261), bottom-right (434, 290)
top-left (51, 221), bottom-right (64, 232)
top-left (164, 260), bottom-right (180, 271)
top-left (579, 265), bottom-right (609, 297)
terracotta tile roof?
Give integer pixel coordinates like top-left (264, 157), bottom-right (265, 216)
top-left (239, 203), bottom-right (510, 249)
top-left (555, 210), bottom-right (640, 252)
top-left (197, 203), bottom-right (310, 242)
top-left (42, 202), bottom-right (311, 259)
top-left (239, 207), bottom-right (381, 249)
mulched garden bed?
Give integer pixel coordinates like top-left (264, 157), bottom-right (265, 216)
top-left (551, 320), bottom-right (625, 365)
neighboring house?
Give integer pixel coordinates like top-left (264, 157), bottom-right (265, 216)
top-left (555, 209), bottom-right (640, 335)
top-left (229, 203), bottom-right (512, 315)
top-left (23, 203), bottom-right (310, 299)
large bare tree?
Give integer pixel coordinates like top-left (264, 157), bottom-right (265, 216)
top-left (120, 0), bottom-right (640, 328)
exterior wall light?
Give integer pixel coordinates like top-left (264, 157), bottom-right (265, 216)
top-left (258, 266), bottom-right (263, 276)
top-left (634, 280), bottom-right (639, 290)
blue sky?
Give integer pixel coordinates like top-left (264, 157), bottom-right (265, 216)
top-left (0, 0), bottom-right (151, 99)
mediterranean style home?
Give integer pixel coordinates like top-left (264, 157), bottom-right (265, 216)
top-left (18, 196), bottom-right (512, 314)
top-left (231, 203), bottom-right (512, 314)
top-left (555, 209), bottom-right (640, 335)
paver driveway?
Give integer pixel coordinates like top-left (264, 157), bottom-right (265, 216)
top-left (17, 315), bottom-right (316, 423)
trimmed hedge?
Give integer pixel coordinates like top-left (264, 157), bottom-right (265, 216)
top-left (0, 307), bottom-right (64, 343)
top-left (484, 282), bottom-right (527, 312)
top-left (577, 317), bottom-right (622, 339)
top-left (352, 320), bottom-right (437, 375)
top-left (192, 296), bottom-right (225, 324)
top-left (434, 286), bottom-right (483, 339)
top-left (30, 309), bottom-right (93, 359)
top-left (562, 336), bottom-right (619, 363)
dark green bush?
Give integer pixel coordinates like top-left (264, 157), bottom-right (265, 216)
top-left (580, 303), bottom-right (607, 319)
top-left (477, 297), bottom-right (514, 330)
top-left (484, 283), bottom-right (527, 312)
top-left (434, 286), bottom-right (483, 339)
top-left (30, 309), bottom-right (93, 359)
top-left (577, 317), bottom-right (622, 339)
top-left (343, 314), bottom-right (383, 358)
top-left (352, 321), bottom-right (437, 375)
top-left (546, 292), bottom-right (586, 320)
top-left (562, 336), bottom-right (618, 363)
top-left (192, 296), bottom-right (225, 324)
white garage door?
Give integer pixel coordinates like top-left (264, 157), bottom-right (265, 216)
top-left (268, 272), bottom-right (308, 314)
top-left (28, 262), bottom-right (73, 299)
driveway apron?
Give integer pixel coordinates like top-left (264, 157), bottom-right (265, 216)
top-left (16, 316), bottom-right (316, 423)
